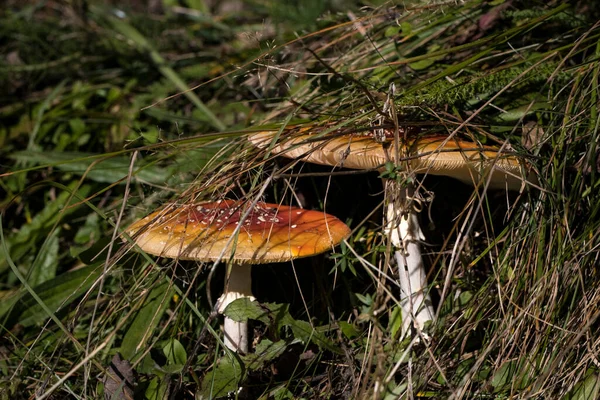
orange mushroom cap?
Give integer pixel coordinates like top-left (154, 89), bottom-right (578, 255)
top-left (127, 200), bottom-right (351, 264)
top-left (250, 128), bottom-right (534, 190)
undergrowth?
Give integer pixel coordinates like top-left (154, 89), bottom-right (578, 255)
top-left (2, 0), bottom-right (600, 399)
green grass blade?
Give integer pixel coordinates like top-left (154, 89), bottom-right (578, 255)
top-left (120, 279), bottom-right (174, 361)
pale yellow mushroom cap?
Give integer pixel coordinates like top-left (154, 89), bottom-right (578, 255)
top-left (250, 128), bottom-right (534, 190)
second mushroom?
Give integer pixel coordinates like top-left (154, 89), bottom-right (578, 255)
top-left (251, 126), bottom-right (531, 337)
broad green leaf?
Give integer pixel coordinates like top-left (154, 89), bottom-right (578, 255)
top-left (184, 0), bottom-right (208, 12)
top-left (68, 118), bottom-right (86, 137)
top-left (384, 26), bottom-right (400, 38)
top-left (74, 213), bottom-right (100, 244)
top-left (242, 339), bottom-right (287, 371)
top-left (161, 364), bottom-right (185, 374)
top-left (261, 385), bottom-right (294, 400)
top-left (224, 299), bottom-right (342, 354)
top-left (28, 227), bottom-right (60, 287)
top-left (383, 381), bottom-right (407, 400)
top-left (457, 291), bottom-right (473, 307)
top-left (388, 305), bottom-right (403, 339)
top-left (120, 281), bottom-right (173, 361)
top-left (0, 263), bottom-right (102, 327)
top-left (199, 356), bottom-right (243, 399)
top-left (401, 22), bottom-right (412, 36)
top-left (223, 297), bottom-right (274, 323)
top-left (491, 360), bottom-right (518, 391)
top-left (491, 357), bottom-right (541, 393)
top-left (564, 371), bottom-right (600, 400)
top-left (137, 353), bottom-right (161, 376)
top-left (162, 338), bottom-right (187, 366)
top-left (140, 126), bottom-right (159, 144)
top-left (495, 100), bottom-right (549, 122)
top-left (408, 58), bottom-right (436, 70)
top-left (287, 319), bottom-right (342, 355)
top-left (223, 298), bottom-right (292, 326)
top-left (145, 376), bottom-right (169, 400)
top-left (9, 151), bottom-right (172, 184)
top-left (71, 213), bottom-right (102, 257)
top-left (355, 292), bottom-right (373, 306)
top-left (339, 321), bottom-right (360, 340)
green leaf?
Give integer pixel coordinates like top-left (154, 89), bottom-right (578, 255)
top-left (138, 353), bottom-right (160, 375)
top-left (384, 26), bottom-right (400, 38)
top-left (120, 281), bottom-right (173, 361)
top-left (161, 364), bottom-right (184, 374)
top-left (223, 297), bottom-right (266, 322)
top-left (262, 385), bottom-right (294, 400)
top-left (409, 44), bottom-right (443, 71)
top-left (495, 101), bottom-right (549, 122)
top-left (242, 339), bottom-right (287, 371)
top-left (9, 151), bottom-right (172, 184)
top-left (199, 356), bottom-right (243, 399)
top-left (383, 381), bottom-right (407, 400)
top-left (286, 319), bottom-right (342, 355)
top-left (0, 263), bottom-right (102, 327)
top-left (71, 213), bottom-right (101, 257)
top-left (457, 291), bottom-right (473, 307)
top-left (564, 370), bottom-right (600, 400)
top-left (163, 338), bottom-right (187, 366)
top-left (455, 358), bottom-right (475, 383)
top-left (388, 305), bottom-right (403, 339)
top-left (491, 357), bottom-right (540, 392)
top-left (400, 22), bottom-right (412, 36)
top-left (355, 292), bottom-right (372, 307)
top-left (491, 360), bottom-right (515, 390)
top-left (140, 126), bottom-right (160, 144)
top-left (339, 321), bottom-right (360, 340)
top-left (68, 118), bottom-right (86, 137)
top-left (184, 0), bottom-right (208, 12)
top-left (223, 298), bottom-right (288, 324)
top-left (145, 376), bottom-right (169, 400)
top-left (224, 300), bottom-right (342, 354)
top-left (408, 58), bottom-right (435, 70)
top-left (28, 227), bottom-right (60, 287)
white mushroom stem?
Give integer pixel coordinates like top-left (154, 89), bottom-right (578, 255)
top-left (385, 181), bottom-right (434, 338)
top-left (216, 263), bottom-right (255, 353)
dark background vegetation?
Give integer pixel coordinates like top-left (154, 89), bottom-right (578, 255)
top-left (2, 0), bottom-right (600, 399)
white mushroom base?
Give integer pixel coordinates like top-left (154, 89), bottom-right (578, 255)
top-left (386, 185), bottom-right (435, 339)
top-left (216, 263), bottom-right (255, 353)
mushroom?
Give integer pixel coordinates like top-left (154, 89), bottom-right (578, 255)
top-left (250, 126), bottom-right (532, 337)
top-left (127, 199), bottom-right (350, 353)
